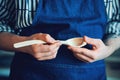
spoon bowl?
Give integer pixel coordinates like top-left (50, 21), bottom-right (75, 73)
top-left (60, 37), bottom-right (86, 47)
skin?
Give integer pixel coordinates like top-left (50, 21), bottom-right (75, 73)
top-left (0, 32), bottom-right (61, 60)
top-left (68, 36), bottom-right (120, 63)
top-left (0, 32), bottom-right (119, 62)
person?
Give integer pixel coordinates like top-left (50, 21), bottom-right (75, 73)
top-left (0, 0), bottom-right (120, 80)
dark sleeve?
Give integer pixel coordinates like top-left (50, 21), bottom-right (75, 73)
top-left (0, 0), bottom-right (16, 33)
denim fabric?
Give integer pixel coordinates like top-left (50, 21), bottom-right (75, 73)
top-left (10, 53), bottom-right (106, 80)
top-left (10, 0), bottom-right (107, 80)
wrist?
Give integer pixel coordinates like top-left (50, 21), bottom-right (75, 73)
top-left (107, 45), bottom-right (116, 55)
top-left (11, 35), bottom-right (29, 53)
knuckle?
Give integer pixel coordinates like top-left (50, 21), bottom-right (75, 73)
top-left (98, 39), bottom-right (102, 42)
top-left (95, 39), bottom-right (100, 41)
top-left (37, 57), bottom-right (43, 61)
top-left (31, 37), bottom-right (36, 40)
top-left (48, 47), bottom-right (53, 51)
top-left (38, 33), bottom-right (43, 35)
top-left (31, 47), bottom-right (38, 54)
top-left (31, 44), bottom-right (42, 53)
top-left (47, 52), bottom-right (52, 55)
top-left (30, 34), bottom-right (38, 39)
top-left (52, 54), bottom-right (56, 59)
top-left (34, 53), bottom-right (40, 59)
top-left (91, 55), bottom-right (97, 60)
top-left (97, 39), bottom-right (102, 44)
top-left (51, 51), bottom-right (57, 58)
top-left (44, 34), bottom-right (50, 39)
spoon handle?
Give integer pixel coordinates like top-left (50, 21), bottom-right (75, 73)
top-left (14, 40), bottom-right (46, 48)
top-left (14, 39), bottom-right (87, 48)
top-left (59, 41), bottom-right (68, 45)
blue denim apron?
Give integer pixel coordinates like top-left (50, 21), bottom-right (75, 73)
top-left (10, 0), bottom-right (107, 80)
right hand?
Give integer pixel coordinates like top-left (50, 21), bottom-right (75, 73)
top-left (17, 33), bottom-right (61, 61)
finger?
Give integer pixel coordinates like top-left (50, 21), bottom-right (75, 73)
top-left (73, 53), bottom-right (89, 62)
top-left (41, 46), bottom-right (59, 57)
top-left (37, 54), bottom-right (56, 60)
top-left (37, 50), bottom-right (58, 60)
top-left (68, 46), bottom-right (94, 59)
top-left (74, 52), bottom-right (94, 63)
top-left (34, 45), bottom-right (59, 58)
top-left (84, 36), bottom-right (101, 47)
top-left (35, 42), bottom-right (61, 52)
top-left (39, 34), bottom-right (56, 43)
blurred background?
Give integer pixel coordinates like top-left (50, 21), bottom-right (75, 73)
top-left (0, 49), bottom-right (120, 80)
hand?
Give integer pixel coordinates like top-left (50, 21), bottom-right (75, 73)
top-left (17, 33), bottom-right (61, 61)
top-left (68, 36), bottom-right (114, 63)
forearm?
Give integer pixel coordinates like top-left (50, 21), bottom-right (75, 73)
top-left (104, 35), bottom-right (120, 54)
top-left (0, 32), bottom-right (27, 51)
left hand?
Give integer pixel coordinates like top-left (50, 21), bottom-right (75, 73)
top-left (68, 36), bottom-right (114, 63)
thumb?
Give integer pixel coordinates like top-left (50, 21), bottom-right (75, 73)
top-left (84, 36), bottom-right (97, 46)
